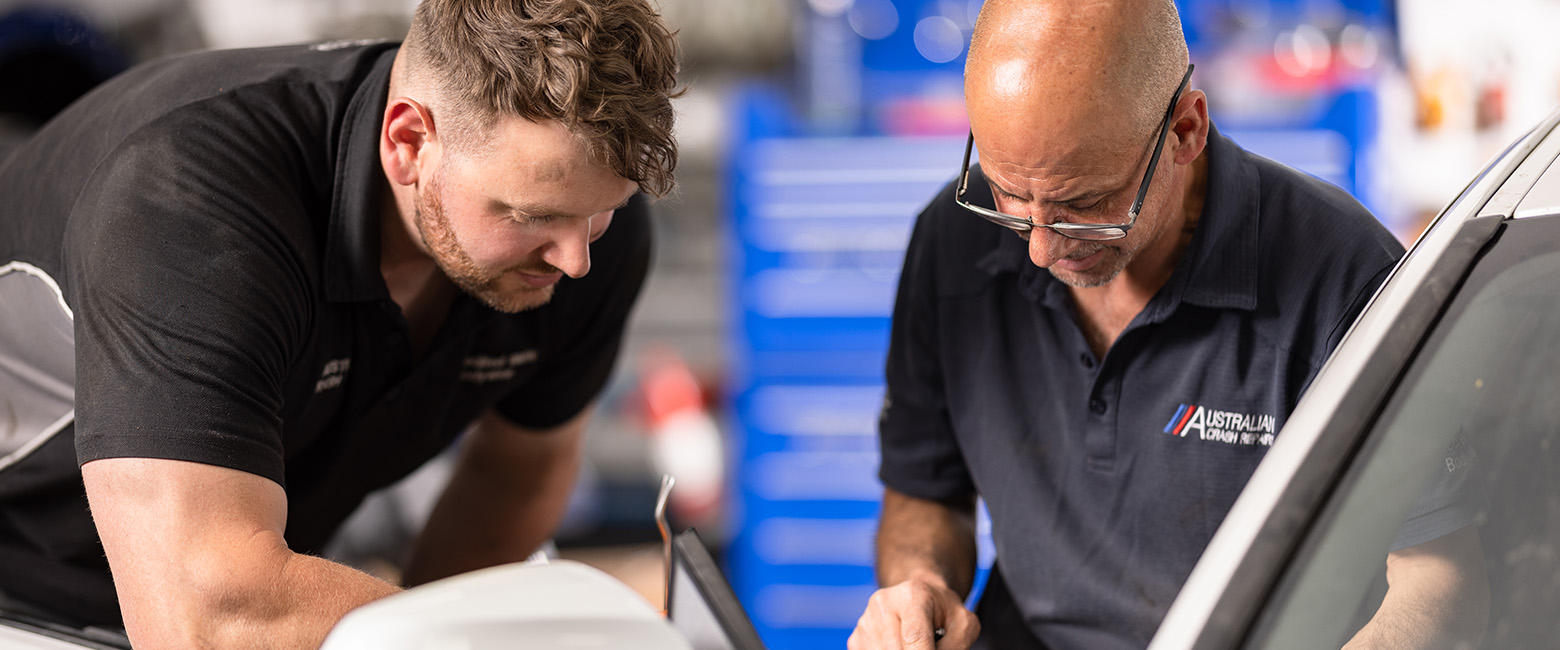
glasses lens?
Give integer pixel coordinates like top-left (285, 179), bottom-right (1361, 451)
top-left (1048, 225), bottom-right (1126, 241)
top-left (984, 214), bottom-right (1030, 233)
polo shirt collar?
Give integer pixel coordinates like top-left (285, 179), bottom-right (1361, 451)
top-left (323, 47), bottom-right (399, 303)
top-left (976, 121), bottom-right (1260, 314)
top-left (1168, 122), bottom-right (1259, 312)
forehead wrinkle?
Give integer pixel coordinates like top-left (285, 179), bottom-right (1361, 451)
top-left (981, 132), bottom-right (1126, 180)
top-left (982, 157), bottom-right (1121, 203)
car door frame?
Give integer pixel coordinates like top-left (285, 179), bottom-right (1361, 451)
top-left (1148, 106), bottom-right (1560, 650)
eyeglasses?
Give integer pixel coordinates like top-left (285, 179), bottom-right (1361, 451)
top-left (955, 63), bottom-right (1195, 241)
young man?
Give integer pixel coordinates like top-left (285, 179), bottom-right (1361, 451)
top-left (850, 1), bottom-right (1486, 648)
top-left (0, 0), bottom-right (679, 647)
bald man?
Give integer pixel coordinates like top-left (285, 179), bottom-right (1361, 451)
top-left (852, 1), bottom-right (1488, 649)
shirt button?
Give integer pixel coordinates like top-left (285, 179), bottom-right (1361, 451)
top-left (1089, 399), bottom-right (1107, 415)
top-left (1080, 353), bottom-right (1095, 369)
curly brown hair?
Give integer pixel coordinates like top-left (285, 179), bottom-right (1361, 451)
top-left (403, 0), bottom-right (682, 197)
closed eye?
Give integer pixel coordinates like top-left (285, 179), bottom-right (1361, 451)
top-left (990, 186), bottom-right (1028, 210)
top-left (505, 209), bottom-right (567, 226)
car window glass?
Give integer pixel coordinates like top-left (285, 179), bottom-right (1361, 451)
top-left (1243, 215), bottom-right (1560, 649)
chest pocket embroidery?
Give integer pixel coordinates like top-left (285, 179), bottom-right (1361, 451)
top-left (460, 350), bottom-right (539, 384)
top-left (1164, 403), bottom-right (1277, 447)
top-left (314, 358), bottom-right (351, 393)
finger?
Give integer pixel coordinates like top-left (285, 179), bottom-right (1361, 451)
top-left (940, 606), bottom-right (981, 649)
top-left (847, 627), bottom-right (866, 650)
top-left (851, 596), bottom-right (897, 650)
top-left (899, 601), bottom-right (941, 650)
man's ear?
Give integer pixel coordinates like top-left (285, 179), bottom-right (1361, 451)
top-left (1171, 89), bottom-right (1210, 166)
top-left (381, 97), bottom-right (437, 187)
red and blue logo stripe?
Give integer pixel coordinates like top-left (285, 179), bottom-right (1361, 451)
top-left (1164, 404), bottom-right (1197, 436)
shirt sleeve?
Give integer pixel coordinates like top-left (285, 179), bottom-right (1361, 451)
top-left (69, 126), bottom-right (312, 486)
top-left (1389, 434), bottom-right (1488, 551)
top-left (877, 187), bottom-right (977, 502)
top-left (493, 194), bottom-right (653, 430)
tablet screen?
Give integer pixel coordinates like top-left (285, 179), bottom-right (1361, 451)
top-left (667, 529), bottom-right (767, 650)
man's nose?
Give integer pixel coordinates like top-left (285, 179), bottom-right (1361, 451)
top-left (1023, 208), bottom-right (1076, 268)
top-left (543, 218), bottom-right (594, 279)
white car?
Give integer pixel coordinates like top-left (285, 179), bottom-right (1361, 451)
top-left (1151, 104), bottom-right (1560, 649)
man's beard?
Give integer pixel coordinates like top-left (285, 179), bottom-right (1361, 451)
top-left (414, 174), bottom-right (560, 314)
top-left (1045, 243), bottom-right (1129, 289)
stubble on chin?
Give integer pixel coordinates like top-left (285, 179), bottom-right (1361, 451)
top-left (1045, 244), bottom-right (1126, 289)
top-left (472, 279), bottom-right (553, 314)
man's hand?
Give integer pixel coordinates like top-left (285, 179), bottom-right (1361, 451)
top-left (850, 488), bottom-right (980, 649)
top-left (849, 571), bottom-right (979, 650)
top-left (83, 457), bottom-right (399, 649)
top-left (1344, 525), bottom-right (1489, 649)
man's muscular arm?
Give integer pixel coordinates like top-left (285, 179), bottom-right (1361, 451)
top-left (849, 487), bottom-right (981, 650)
top-left (84, 457), bottom-right (400, 650)
top-left (1344, 525), bottom-right (1489, 650)
top-left (402, 406), bottom-right (588, 585)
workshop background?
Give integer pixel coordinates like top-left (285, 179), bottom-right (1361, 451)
top-left (3, 0), bottom-right (1559, 648)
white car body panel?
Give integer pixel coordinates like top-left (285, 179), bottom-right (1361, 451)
top-left (1150, 107), bottom-right (1560, 650)
top-left (321, 560), bottom-right (692, 650)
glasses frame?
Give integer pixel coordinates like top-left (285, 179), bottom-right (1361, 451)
top-left (955, 63), bottom-right (1196, 241)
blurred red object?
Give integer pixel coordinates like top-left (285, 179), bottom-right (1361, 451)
top-left (638, 346), bottom-right (725, 529)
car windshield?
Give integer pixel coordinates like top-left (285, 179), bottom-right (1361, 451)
top-left (1242, 214), bottom-right (1560, 649)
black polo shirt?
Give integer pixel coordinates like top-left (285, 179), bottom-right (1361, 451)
top-left (878, 125), bottom-right (1403, 649)
top-left (0, 42), bottom-right (650, 625)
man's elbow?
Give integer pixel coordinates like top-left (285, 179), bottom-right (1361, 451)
top-left (121, 536), bottom-right (293, 648)
top-left (1379, 526), bottom-right (1491, 648)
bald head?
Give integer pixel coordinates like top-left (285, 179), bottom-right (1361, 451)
top-left (966, 0), bottom-right (1187, 148)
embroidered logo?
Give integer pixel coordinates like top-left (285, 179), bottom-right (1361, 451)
top-left (1444, 434), bottom-right (1477, 473)
top-left (460, 350), bottom-right (539, 384)
top-left (315, 358), bottom-right (351, 393)
top-left (1164, 404), bottom-right (1276, 446)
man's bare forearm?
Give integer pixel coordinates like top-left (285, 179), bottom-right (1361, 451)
top-left (403, 409), bottom-right (586, 585)
top-left (1344, 526), bottom-right (1489, 649)
top-left (84, 457), bottom-right (401, 650)
top-left (173, 551), bottom-right (400, 649)
top-left (876, 487), bottom-right (978, 597)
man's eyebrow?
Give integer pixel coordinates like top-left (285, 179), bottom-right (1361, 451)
top-left (496, 195), bottom-right (634, 219)
top-left (495, 200), bottom-right (569, 219)
top-left (990, 177), bottom-right (1115, 205)
top-left (988, 177), bottom-right (1029, 200)
top-left (990, 179), bottom-right (1088, 204)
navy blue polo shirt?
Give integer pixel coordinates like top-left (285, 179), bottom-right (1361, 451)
top-left (878, 125), bottom-right (1403, 649)
top-left (0, 42), bottom-right (650, 625)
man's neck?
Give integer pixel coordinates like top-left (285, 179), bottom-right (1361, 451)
top-left (1069, 152), bottom-right (1209, 357)
top-left (378, 184), bottom-right (454, 358)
